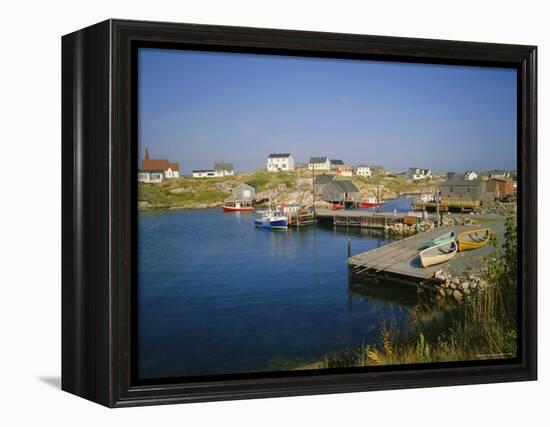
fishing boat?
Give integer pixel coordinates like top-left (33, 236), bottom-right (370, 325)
top-left (360, 197), bottom-right (384, 208)
top-left (254, 211), bottom-right (288, 229)
top-left (222, 200), bottom-right (255, 212)
top-left (419, 240), bottom-right (458, 268)
top-left (457, 228), bottom-right (491, 251)
top-left (423, 230), bottom-right (456, 248)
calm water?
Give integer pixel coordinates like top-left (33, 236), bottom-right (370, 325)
top-left (138, 197), bottom-right (416, 379)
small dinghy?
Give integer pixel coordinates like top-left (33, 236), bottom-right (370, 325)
top-left (419, 240), bottom-right (458, 268)
top-left (457, 228), bottom-right (491, 251)
top-left (423, 230), bottom-right (456, 248)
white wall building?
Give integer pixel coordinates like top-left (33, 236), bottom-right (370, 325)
top-left (407, 167), bottom-right (432, 180)
top-left (464, 171), bottom-right (478, 180)
top-left (267, 153), bottom-right (295, 172)
top-left (192, 161), bottom-right (234, 178)
top-left (308, 156), bottom-right (331, 171)
top-left (214, 162), bottom-right (234, 176)
top-left (192, 169), bottom-right (222, 178)
top-left (138, 170), bottom-right (165, 183)
top-left (355, 165), bottom-right (372, 177)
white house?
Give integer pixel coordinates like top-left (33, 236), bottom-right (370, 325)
top-left (192, 169), bottom-right (219, 178)
top-left (407, 167), bottom-right (432, 180)
top-left (192, 161), bottom-right (234, 178)
top-left (141, 148), bottom-right (180, 179)
top-left (138, 170), bottom-right (165, 183)
top-left (464, 170), bottom-right (478, 180)
top-left (488, 170), bottom-right (511, 179)
top-left (308, 156), bottom-right (331, 171)
top-left (355, 165), bottom-right (372, 177)
top-left (420, 193), bottom-right (436, 202)
top-left (266, 153), bottom-right (295, 172)
top-left (214, 162), bottom-right (234, 176)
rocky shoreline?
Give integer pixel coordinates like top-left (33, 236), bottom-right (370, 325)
top-left (432, 269), bottom-right (488, 303)
top-left (384, 215), bottom-right (480, 236)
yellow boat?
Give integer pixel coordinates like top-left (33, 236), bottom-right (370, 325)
top-left (457, 228), bottom-right (491, 251)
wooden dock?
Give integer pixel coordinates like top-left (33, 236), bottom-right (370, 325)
top-left (348, 225), bottom-right (495, 284)
top-left (316, 208), bottom-right (406, 229)
top-left (412, 200), bottom-right (480, 213)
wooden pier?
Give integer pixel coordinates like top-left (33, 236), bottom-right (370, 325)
top-left (348, 225), bottom-right (495, 285)
top-left (288, 212), bottom-right (316, 227)
top-left (315, 208), bottom-right (406, 229)
top-left (412, 200), bottom-right (480, 213)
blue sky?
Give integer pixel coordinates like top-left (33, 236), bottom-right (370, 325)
top-left (138, 48), bottom-right (517, 175)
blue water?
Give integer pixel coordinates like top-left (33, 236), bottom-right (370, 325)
top-left (138, 198), bottom-right (416, 379)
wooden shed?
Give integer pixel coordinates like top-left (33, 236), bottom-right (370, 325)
top-left (232, 183), bottom-right (256, 201)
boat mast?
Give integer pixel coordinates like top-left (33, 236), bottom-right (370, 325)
top-left (312, 164), bottom-right (316, 215)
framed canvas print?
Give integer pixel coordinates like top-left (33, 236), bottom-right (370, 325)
top-left (62, 19), bottom-right (537, 407)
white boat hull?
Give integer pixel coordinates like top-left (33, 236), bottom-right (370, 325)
top-left (419, 240), bottom-right (458, 268)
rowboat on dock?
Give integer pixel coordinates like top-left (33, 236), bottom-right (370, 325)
top-left (254, 211), bottom-right (288, 229)
top-left (423, 230), bottom-right (456, 248)
top-left (419, 240), bottom-right (458, 268)
top-left (222, 200), bottom-right (255, 212)
top-left (457, 228), bottom-right (491, 251)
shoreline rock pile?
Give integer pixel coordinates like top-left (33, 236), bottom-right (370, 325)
top-left (433, 269), bottom-right (487, 303)
top-left (384, 214), bottom-right (480, 236)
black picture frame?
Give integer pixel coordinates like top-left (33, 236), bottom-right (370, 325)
top-left (62, 19), bottom-right (537, 407)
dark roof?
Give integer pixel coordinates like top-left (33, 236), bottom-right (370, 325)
top-left (214, 162), bottom-right (233, 171)
top-left (192, 169), bottom-right (215, 173)
top-left (268, 153), bottom-right (291, 158)
top-left (441, 176), bottom-right (483, 187)
top-left (234, 182), bottom-right (255, 189)
top-left (330, 159), bottom-right (344, 165)
top-left (328, 180), bottom-right (359, 193)
top-left (309, 156), bottom-right (328, 163)
top-left (314, 174), bottom-right (336, 184)
top-left (356, 164), bottom-right (370, 168)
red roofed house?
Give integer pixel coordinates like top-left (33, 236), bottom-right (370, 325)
top-left (139, 148), bottom-right (180, 181)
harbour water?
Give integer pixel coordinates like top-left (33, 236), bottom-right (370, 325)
top-left (138, 197), bottom-right (417, 379)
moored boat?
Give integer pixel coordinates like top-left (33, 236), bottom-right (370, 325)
top-left (457, 228), bottom-right (491, 251)
top-left (423, 230), bottom-right (456, 248)
top-left (254, 211), bottom-right (288, 229)
top-left (360, 197), bottom-right (384, 208)
top-left (222, 200), bottom-right (255, 212)
top-left (419, 240), bottom-right (458, 268)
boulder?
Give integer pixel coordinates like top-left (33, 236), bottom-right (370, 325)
top-left (461, 282), bottom-right (470, 291)
top-left (452, 290), bottom-right (463, 302)
top-left (434, 270), bottom-right (446, 281)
